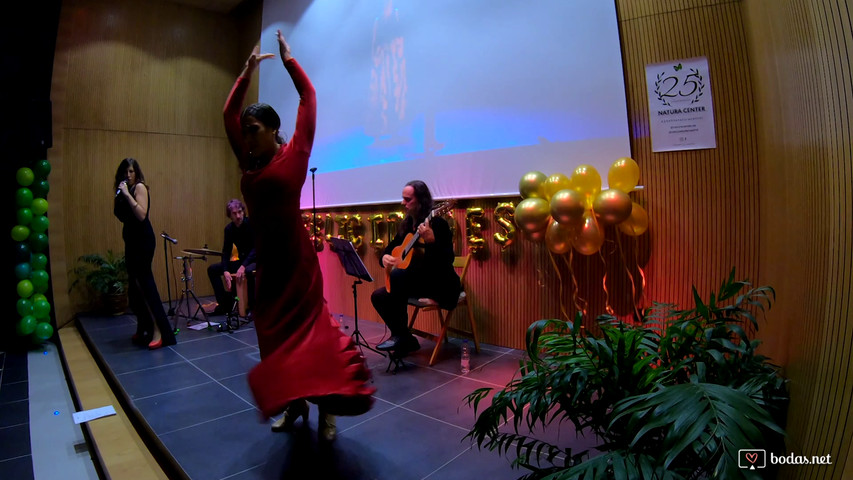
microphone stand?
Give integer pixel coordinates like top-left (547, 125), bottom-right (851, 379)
top-left (162, 236), bottom-right (174, 315)
top-left (310, 167), bottom-right (318, 249)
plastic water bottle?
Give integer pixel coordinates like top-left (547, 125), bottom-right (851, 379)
top-left (461, 339), bottom-right (470, 374)
top-left (340, 313), bottom-right (348, 330)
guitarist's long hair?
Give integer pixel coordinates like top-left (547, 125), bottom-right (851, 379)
top-left (402, 180), bottom-right (434, 233)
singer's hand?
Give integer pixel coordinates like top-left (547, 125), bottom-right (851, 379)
top-left (117, 180), bottom-right (129, 196)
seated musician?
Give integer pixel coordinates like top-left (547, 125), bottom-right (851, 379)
top-left (208, 199), bottom-right (256, 315)
top-left (371, 180), bottom-right (461, 353)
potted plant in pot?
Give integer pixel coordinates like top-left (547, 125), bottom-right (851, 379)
top-left (465, 269), bottom-right (788, 479)
top-left (70, 250), bottom-right (129, 315)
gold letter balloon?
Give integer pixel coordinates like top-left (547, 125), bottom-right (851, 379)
top-left (493, 202), bottom-right (516, 251)
top-left (466, 207), bottom-right (486, 254)
top-left (368, 213), bottom-right (385, 250)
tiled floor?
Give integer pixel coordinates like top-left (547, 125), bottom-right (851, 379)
top-left (62, 301), bottom-right (598, 479)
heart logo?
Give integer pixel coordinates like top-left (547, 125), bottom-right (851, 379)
top-left (745, 452), bottom-right (758, 464)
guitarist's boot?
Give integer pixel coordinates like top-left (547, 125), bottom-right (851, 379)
top-left (377, 335), bottom-right (402, 351)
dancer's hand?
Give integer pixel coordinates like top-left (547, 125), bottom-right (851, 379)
top-left (241, 45), bottom-right (275, 78)
top-left (277, 29), bottom-right (292, 61)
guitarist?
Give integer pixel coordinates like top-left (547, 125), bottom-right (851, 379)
top-left (371, 180), bottom-right (461, 353)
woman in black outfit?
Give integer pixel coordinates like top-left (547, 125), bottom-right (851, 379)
top-left (113, 158), bottom-right (176, 349)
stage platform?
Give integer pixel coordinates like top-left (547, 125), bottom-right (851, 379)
top-left (73, 305), bottom-right (598, 479)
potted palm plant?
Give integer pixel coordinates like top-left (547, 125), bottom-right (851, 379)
top-left (70, 250), bottom-right (129, 314)
top-left (465, 269), bottom-right (788, 479)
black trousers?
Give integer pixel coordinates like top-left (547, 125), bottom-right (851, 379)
top-left (370, 267), bottom-right (429, 337)
top-left (127, 243), bottom-right (176, 344)
top-left (207, 260), bottom-right (254, 309)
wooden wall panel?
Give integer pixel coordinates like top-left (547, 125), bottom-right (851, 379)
top-left (50, 0), bottom-right (258, 326)
top-left (743, 1), bottom-right (853, 478)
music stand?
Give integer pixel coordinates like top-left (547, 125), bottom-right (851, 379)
top-left (328, 237), bottom-right (384, 357)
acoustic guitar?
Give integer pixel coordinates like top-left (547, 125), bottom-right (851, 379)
top-left (385, 200), bottom-right (456, 293)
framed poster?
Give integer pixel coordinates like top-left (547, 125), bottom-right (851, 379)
top-left (645, 57), bottom-right (716, 152)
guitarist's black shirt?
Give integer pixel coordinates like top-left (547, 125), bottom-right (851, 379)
top-left (383, 216), bottom-right (461, 310)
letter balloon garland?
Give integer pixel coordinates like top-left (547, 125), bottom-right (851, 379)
top-left (12, 160), bottom-right (54, 344)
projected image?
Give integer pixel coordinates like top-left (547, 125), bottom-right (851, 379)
top-left (261, 0), bottom-right (631, 207)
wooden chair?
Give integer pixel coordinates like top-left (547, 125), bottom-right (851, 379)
top-left (407, 254), bottom-right (479, 366)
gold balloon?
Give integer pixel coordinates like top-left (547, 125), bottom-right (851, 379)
top-left (524, 227), bottom-right (546, 243)
top-left (593, 188), bottom-right (633, 225)
top-left (571, 164), bottom-right (601, 210)
top-left (466, 207), bottom-right (486, 254)
top-left (550, 189), bottom-right (585, 225)
top-left (515, 198), bottom-right (551, 233)
top-left (345, 214), bottom-right (364, 249)
top-left (545, 219), bottom-right (576, 254)
top-left (573, 211), bottom-right (604, 255)
top-left (386, 211), bottom-right (404, 244)
top-left (518, 171), bottom-right (548, 199)
top-left (542, 173), bottom-right (573, 201)
top-left (493, 202), bottom-right (516, 250)
top-left (368, 213), bottom-right (385, 250)
top-left (618, 202), bottom-right (649, 236)
top-left (607, 157), bottom-right (640, 193)
top-left (323, 214), bottom-right (335, 242)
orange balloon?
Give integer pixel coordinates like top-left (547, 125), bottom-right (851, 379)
top-left (617, 202), bottom-right (649, 236)
top-left (593, 188), bottom-right (633, 225)
top-left (515, 198), bottom-right (551, 233)
top-left (550, 189), bottom-right (585, 225)
top-left (542, 173), bottom-right (573, 201)
top-left (518, 171), bottom-right (548, 199)
top-left (545, 219), bottom-right (576, 254)
top-left (571, 164), bottom-right (601, 210)
top-left (607, 157), bottom-right (640, 193)
top-left (573, 211), bottom-right (604, 255)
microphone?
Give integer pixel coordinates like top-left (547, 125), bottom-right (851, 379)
top-left (116, 180), bottom-right (127, 197)
top-left (160, 232), bottom-right (178, 244)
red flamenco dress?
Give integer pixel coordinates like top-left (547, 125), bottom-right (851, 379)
top-left (224, 58), bottom-right (375, 418)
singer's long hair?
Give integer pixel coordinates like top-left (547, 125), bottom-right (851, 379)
top-left (114, 157), bottom-right (147, 191)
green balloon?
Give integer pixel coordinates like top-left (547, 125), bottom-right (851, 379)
top-left (31, 198), bottom-right (48, 216)
top-left (11, 225), bottom-right (30, 242)
top-left (17, 316), bottom-right (38, 336)
top-left (32, 269), bottom-right (49, 291)
top-left (17, 208), bottom-right (33, 226)
top-left (33, 160), bottom-right (51, 179)
top-left (34, 322), bottom-right (54, 341)
top-left (16, 167), bottom-right (35, 186)
top-left (17, 298), bottom-right (34, 317)
top-left (31, 293), bottom-right (48, 303)
top-left (17, 279), bottom-right (34, 298)
top-left (31, 253), bottom-right (48, 270)
top-left (16, 188), bottom-right (33, 207)
top-left (32, 179), bottom-right (50, 198)
top-left (15, 262), bottom-right (32, 280)
top-left (30, 233), bottom-right (49, 252)
top-left (15, 243), bottom-right (32, 263)
top-left (31, 215), bottom-right (49, 233)
top-left (33, 299), bottom-right (51, 319)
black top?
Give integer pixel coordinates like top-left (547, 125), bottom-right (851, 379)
top-left (383, 216), bottom-right (461, 310)
top-left (218, 218), bottom-right (256, 270)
